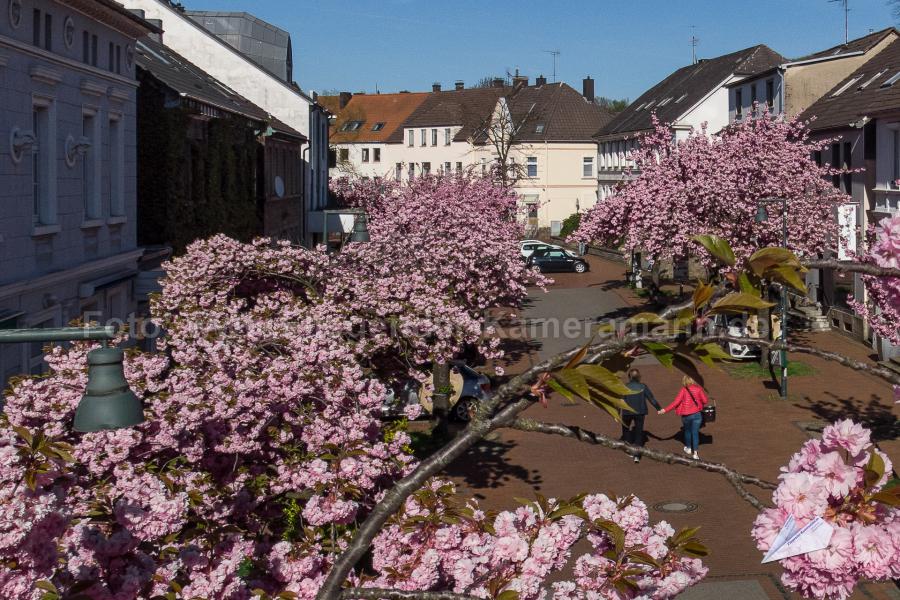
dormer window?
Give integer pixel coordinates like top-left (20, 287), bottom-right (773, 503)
top-left (859, 70), bottom-right (887, 90)
top-left (371, 122), bottom-right (385, 131)
top-left (340, 120), bottom-right (364, 132)
top-left (881, 72), bottom-right (900, 88)
top-left (535, 123), bottom-right (545, 133)
top-left (831, 76), bottom-right (863, 97)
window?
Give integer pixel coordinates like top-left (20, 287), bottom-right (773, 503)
top-left (526, 156), bottom-right (537, 177)
top-left (842, 142), bottom-right (851, 195)
top-left (859, 70), bottom-right (887, 90)
top-left (894, 130), bottom-right (900, 185)
top-left (813, 150), bottom-right (822, 167)
top-left (766, 79), bottom-right (775, 109)
top-left (109, 115), bottom-right (124, 216)
top-left (361, 148), bottom-right (369, 163)
top-left (338, 148), bottom-right (349, 162)
top-left (422, 162), bottom-right (431, 175)
top-left (735, 89), bottom-right (743, 119)
top-left (409, 163), bottom-right (415, 180)
top-left (831, 143), bottom-right (841, 189)
top-left (583, 156), bottom-right (594, 178)
top-left (395, 163), bottom-right (402, 181)
top-left (831, 76), bottom-right (863, 97)
top-left (882, 71), bottom-right (900, 88)
top-left (750, 83), bottom-right (757, 110)
top-left (535, 123), bottom-right (545, 133)
top-left (340, 120), bottom-right (363, 132)
top-left (44, 13), bottom-right (51, 51)
top-left (420, 129), bottom-right (426, 146)
top-left (32, 9), bottom-right (40, 46)
top-left (371, 122), bottom-right (385, 131)
top-left (31, 101), bottom-right (55, 226)
top-left (431, 128), bottom-right (437, 146)
top-left (675, 93), bottom-right (688, 103)
top-left (115, 44), bottom-right (121, 74)
top-left (444, 161), bottom-right (451, 173)
top-left (456, 161), bottom-right (462, 173)
top-left (444, 128), bottom-right (451, 145)
top-left (83, 111), bottom-right (100, 219)
top-left (108, 42), bottom-right (114, 71)
top-left (481, 157), bottom-right (487, 175)
top-left (373, 148), bottom-right (381, 162)
top-left (91, 34), bottom-right (98, 67)
top-left (408, 130), bottom-right (414, 147)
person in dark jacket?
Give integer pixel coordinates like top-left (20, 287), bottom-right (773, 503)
top-left (622, 368), bottom-right (661, 463)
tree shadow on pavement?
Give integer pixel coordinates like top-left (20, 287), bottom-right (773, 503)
top-left (444, 438), bottom-right (544, 494)
top-left (798, 392), bottom-right (899, 442)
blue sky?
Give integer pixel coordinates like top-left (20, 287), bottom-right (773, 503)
top-left (181, 0), bottom-right (898, 100)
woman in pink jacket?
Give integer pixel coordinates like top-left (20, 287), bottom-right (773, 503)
top-left (659, 376), bottom-right (708, 460)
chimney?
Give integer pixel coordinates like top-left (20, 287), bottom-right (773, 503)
top-left (147, 18), bottom-right (163, 43)
top-left (492, 77), bottom-right (505, 88)
top-left (432, 82), bottom-right (441, 92)
top-left (455, 80), bottom-right (464, 90)
top-left (339, 91), bottom-right (352, 109)
top-left (535, 74), bottom-right (547, 86)
top-left (512, 68), bottom-right (528, 88)
top-left (582, 76), bottom-right (595, 101)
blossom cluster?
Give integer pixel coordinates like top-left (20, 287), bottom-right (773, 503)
top-left (752, 420), bottom-right (900, 599)
top-left (570, 113), bottom-right (847, 267)
top-left (849, 214), bottom-right (900, 345)
top-left (368, 482), bottom-right (707, 600)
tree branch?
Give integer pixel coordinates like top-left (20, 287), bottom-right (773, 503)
top-left (802, 259), bottom-right (900, 279)
top-left (342, 589), bottom-right (482, 600)
top-left (510, 418), bottom-right (775, 510)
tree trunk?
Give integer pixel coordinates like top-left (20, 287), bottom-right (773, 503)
top-left (431, 362), bottom-right (451, 440)
top-left (758, 286), bottom-right (771, 370)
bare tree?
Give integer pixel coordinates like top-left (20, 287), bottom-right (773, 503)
top-left (471, 96), bottom-right (543, 189)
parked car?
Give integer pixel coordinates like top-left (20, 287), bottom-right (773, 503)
top-left (526, 248), bottom-right (589, 273)
top-left (380, 361), bottom-right (491, 422)
top-left (520, 240), bottom-right (562, 260)
top-left (703, 313), bottom-right (761, 359)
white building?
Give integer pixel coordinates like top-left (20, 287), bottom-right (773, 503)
top-left (0, 0), bottom-right (156, 386)
top-left (596, 45), bottom-right (785, 200)
top-left (327, 77), bottom-right (612, 231)
top-left (123, 0), bottom-right (330, 246)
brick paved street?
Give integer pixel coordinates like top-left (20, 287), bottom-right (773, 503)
top-left (451, 255), bottom-right (900, 600)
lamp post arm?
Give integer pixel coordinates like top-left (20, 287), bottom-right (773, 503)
top-left (0, 326), bottom-right (116, 344)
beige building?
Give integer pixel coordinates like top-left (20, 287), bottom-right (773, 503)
top-left (326, 77), bottom-right (612, 232)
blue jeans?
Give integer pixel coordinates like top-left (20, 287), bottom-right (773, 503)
top-left (682, 413), bottom-right (702, 451)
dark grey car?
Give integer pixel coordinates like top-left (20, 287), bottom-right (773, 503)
top-left (526, 248), bottom-right (589, 273)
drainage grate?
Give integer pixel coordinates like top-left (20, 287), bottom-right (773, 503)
top-left (652, 500), bottom-right (699, 513)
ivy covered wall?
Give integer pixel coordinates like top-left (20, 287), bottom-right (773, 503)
top-left (137, 72), bottom-right (262, 254)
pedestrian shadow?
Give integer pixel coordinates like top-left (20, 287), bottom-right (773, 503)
top-left (798, 392), bottom-right (899, 442)
top-left (646, 428), bottom-right (714, 447)
top-left (444, 437), bottom-right (544, 492)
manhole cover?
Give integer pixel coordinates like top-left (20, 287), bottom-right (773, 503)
top-left (652, 500), bottom-right (699, 513)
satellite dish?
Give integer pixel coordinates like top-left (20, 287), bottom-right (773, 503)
top-left (274, 176), bottom-right (285, 198)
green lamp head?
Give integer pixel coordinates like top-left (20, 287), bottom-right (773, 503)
top-left (73, 346), bottom-right (144, 432)
top-left (755, 204), bottom-right (769, 224)
top-left (349, 212), bottom-right (370, 243)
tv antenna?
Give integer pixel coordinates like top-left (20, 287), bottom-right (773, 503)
top-left (829, 0), bottom-right (849, 44)
top-left (544, 50), bottom-right (560, 82)
top-left (691, 25), bottom-right (699, 64)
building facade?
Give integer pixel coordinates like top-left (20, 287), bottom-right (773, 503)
top-left (596, 45), bottom-right (785, 200)
top-left (799, 33), bottom-right (900, 359)
top-left (124, 0), bottom-right (329, 246)
top-left (0, 0), bottom-right (156, 388)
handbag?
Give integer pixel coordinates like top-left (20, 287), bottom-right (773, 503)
top-left (686, 386), bottom-right (716, 424)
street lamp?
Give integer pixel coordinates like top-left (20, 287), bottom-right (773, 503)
top-left (322, 209), bottom-right (370, 251)
top-left (755, 196), bottom-right (789, 399)
top-left (0, 326), bottom-right (143, 432)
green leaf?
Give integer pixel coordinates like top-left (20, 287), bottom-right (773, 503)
top-left (692, 282), bottom-right (715, 310)
top-left (737, 272), bottom-right (761, 297)
top-left (710, 292), bottom-right (775, 314)
top-left (628, 550), bottom-right (661, 568)
top-left (864, 452), bottom-right (885, 489)
top-left (671, 526), bottom-right (702, 546)
top-left (552, 369), bottom-right (590, 400)
top-left (693, 235), bottom-right (736, 266)
top-left (681, 540), bottom-right (710, 557)
top-left (594, 322), bottom-right (616, 334)
top-left (768, 265), bottom-right (808, 293)
top-left (642, 341), bottom-right (675, 368)
top-left (626, 312), bottom-right (666, 327)
top-left (565, 338), bottom-right (593, 369)
top-left (547, 505), bottom-right (590, 520)
top-left (871, 488), bottom-right (900, 507)
top-left (589, 388), bottom-right (635, 413)
top-left (693, 342), bottom-right (733, 363)
top-left (576, 364), bottom-right (633, 396)
top-left (497, 589), bottom-right (520, 600)
top-left (749, 247), bottom-right (801, 276)
top-left (35, 581), bottom-right (58, 594)
top-left (594, 519), bottom-right (626, 554)
top-left (547, 378), bottom-right (577, 404)
top-left (13, 426), bottom-right (33, 447)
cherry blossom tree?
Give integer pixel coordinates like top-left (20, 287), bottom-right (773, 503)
top-left (0, 174), bottom-right (898, 600)
top-left (570, 114), bottom-right (848, 266)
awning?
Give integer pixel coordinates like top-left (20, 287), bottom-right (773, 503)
top-left (79, 270), bottom-right (137, 299)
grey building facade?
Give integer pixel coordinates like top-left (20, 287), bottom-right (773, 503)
top-left (0, 0), bottom-right (155, 386)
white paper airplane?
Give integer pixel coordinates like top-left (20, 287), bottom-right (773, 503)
top-left (762, 515), bottom-right (834, 563)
